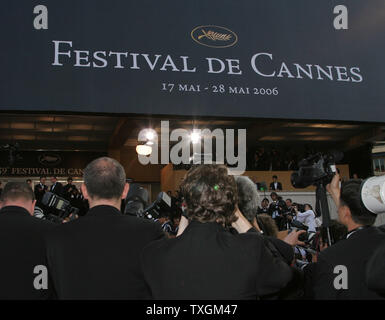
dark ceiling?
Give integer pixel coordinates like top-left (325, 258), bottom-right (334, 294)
top-left (0, 114), bottom-right (119, 151)
top-left (0, 113), bottom-right (384, 152)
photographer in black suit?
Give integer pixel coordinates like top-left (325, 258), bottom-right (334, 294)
top-left (309, 174), bottom-right (385, 299)
top-left (0, 182), bottom-right (55, 299)
top-left (34, 176), bottom-right (47, 208)
top-left (49, 176), bottom-right (63, 197)
top-left (268, 192), bottom-right (287, 230)
top-left (141, 165), bottom-right (294, 299)
top-left (45, 157), bottom-right (164, 299)
top-left (63, 177), bottom-right (77, 200)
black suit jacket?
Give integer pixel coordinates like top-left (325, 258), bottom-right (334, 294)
top-left (50, 182), bottom-right (63, 197)
top-left (34, 183), bottom-right (47, 206)
top-left (0, 206), bottom-right (55, 299)
top-left (269, 182), bottom-right (282, 191)
top-left (309, 226), bottom-right (385, 300)
top-left (141, 220), bottom-right (294, 299)
top-left (45, 205), bottom-right (164, 299)
top-left (366, 238), bottom-right (385, 296)
top-left (63, 183), bottom-right (77, 199)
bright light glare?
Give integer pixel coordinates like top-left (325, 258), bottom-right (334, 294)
top-left (190, 130), bottom-right (201, 144)
top-left (136, 144), bottom-right (152, 156)
top-left (145, 130), bottom-right (156, 141)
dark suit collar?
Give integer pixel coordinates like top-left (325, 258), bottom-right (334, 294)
top-left (87, 205), bottom-right (122, 217)
top-left (346, 225), bottom-right (374, 240)
top-left (0, 205), bottom-right (31, 217)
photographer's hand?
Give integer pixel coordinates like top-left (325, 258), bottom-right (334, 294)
top-left (283, 230), bottom-right (306, 247)
top-left (326, 173), bottom-right (341, 208)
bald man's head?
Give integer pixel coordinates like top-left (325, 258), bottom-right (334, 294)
top-left (83, 157), bottom-right (126, 200)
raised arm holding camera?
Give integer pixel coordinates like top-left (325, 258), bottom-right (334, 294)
top-left (293, 204), bottom-right (317, 233)
top-left (309, 173), bottom-right (385, 299)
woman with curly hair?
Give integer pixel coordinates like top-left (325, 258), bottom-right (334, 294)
top-left (141, 164), bottom-right (294, 299)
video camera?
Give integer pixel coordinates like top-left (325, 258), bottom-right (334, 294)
top-left (290, 151), bottom-right (343, 246)
top-left (291, 151), bottom-right (343, 188)
top-left (42, 192), bottom-right (79, 223)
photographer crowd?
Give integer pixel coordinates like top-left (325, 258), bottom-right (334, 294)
top-left (1, 157), bottom-right (385, 300)
top-left (33, 176), bottom-right (89, 218)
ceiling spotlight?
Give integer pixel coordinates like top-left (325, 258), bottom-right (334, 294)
top-left (136, 144), bottom-right (152, 156)
top-left (145, 129), bottom-right (156, 141)
top-left (190, 130), bottom-right (201, 144)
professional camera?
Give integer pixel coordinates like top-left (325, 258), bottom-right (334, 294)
top-left (269, 197), bottom-right (287, 214)
top-left (42, 192), bottom-right (79, 223)
top-left (281, 206), bottom-right (296, 230)
top-left (291, 151), bottom-right (343, 188)
top-left (293, 203), bottom-right (305, 214)
top-left (142, 192), bottom-right (182, 220)
top-left (289, 219), bottom-right (317, 244)
top-left (124, 183), bottom-right (182, 220)
top-left (277, 198), bottom-right (288, 211)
